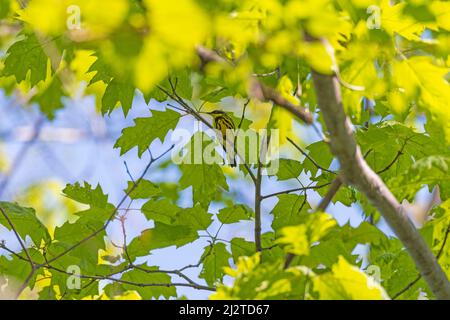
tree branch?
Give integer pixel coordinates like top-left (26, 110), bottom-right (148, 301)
top-left (196, 46), bottom-right (313, 124)
top-left (309, 38), bottom-right (450, 300)
top-left (254, 163), bottom-right (262, 253)
top-left (316, 176), bottom-right (343, 212)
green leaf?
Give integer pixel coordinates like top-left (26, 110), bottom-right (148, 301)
top-left (312, 256), bottom-right (388, 300)
top-left (211, 253), bottom-right (309, 300)
top-left (230, 233), bottom-right (284, 264)
top-left (217, 204), bottom-right (253, 224)
top-left (339, 40), bottom-right (384, 123)
top-left (276, 212), bottom-right (337, 256)
top-left (304, 141), bottom-right (333, 177)
top-left (142, 86), bottom-right (168, 104)
top-left (87, 54), bottom-right (112, 85)
top-left (47, 182), bottom-right (114, 273)
top-left (179, 162), bottom-right (228, 208)
top-left (428, 200), bottom-right (450, 253)
top-left (388, 156), bottom-right (450, 201)
top-left (175, 205), bottom-right (213, 231)
top-left (357, 121), bottom-right (445, 176)
top-left (168, 69), bottom-right (193, 100)
top-left (230, 238), bottom-right (254, 263)
top-left (63, 182), bottom-right (109, 208)
top-left (368, 236), bottom-right (422, 299)
top-left (0, 254), bottom-right (35, 297)
top-left (179, 132), bottom-right (228, 207)
top-left (127, 223), bottom-right (198, 257)
top-left (141, 198), bottom-right (180, 224)
top-left (33, 76), bottom-right (64, 120)
top-left (115, 108), bottom-right (180, 157)
top-left (102, 79), bottom-right (135, 116)
top-left (142, 200), bottom-right (212, 230)
top-left (199, 243), bottom-right (231, 286)
top-left (125, 180), bottom-right (161, 200)
top-left (51, 219), bottom-right (107, 273)
top-left (129, 201), bottom-right (212, 257)
top-left (0, 0), bottom-right (10, 19)
top-left (2, 33), bottom-right (50, 86)
top-left (392, 57), bottom-right (450, 144)
top-left (275, 159), bottom-right (302, 181)
top-left (228, 112), bottom-right (253, 131)
top-left (271, 194), bottom-right (311, 232)
top-left (302, 222), bottom-right (387, 268)
top-left (0, 202), bottom-right (50, 246)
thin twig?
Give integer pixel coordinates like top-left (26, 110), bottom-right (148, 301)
top-left (0, 207), bottom-right (34, 266)
top-left (123, 161), bottom-right (135, 183)
top-left (287, 137), bottom-right (336, 175)
top-left (377, 146), bottom-right (405, 174)
top-left (0, 244), bottom-right (29, 262)
top-left (237, 99), bottom-right (250, 130)
top-left (45, 264), bottom-right (215, 292)
top-left (261, 183), bottom-right (331, 200)
top-left (43, 145), bottom-right (175, 265)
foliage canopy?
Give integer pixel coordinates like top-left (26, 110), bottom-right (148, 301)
top-left (0, 0), bottom-right (449, 300)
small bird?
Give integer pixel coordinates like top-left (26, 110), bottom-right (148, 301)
top-left (207, 110), bottom-right (236, 167)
